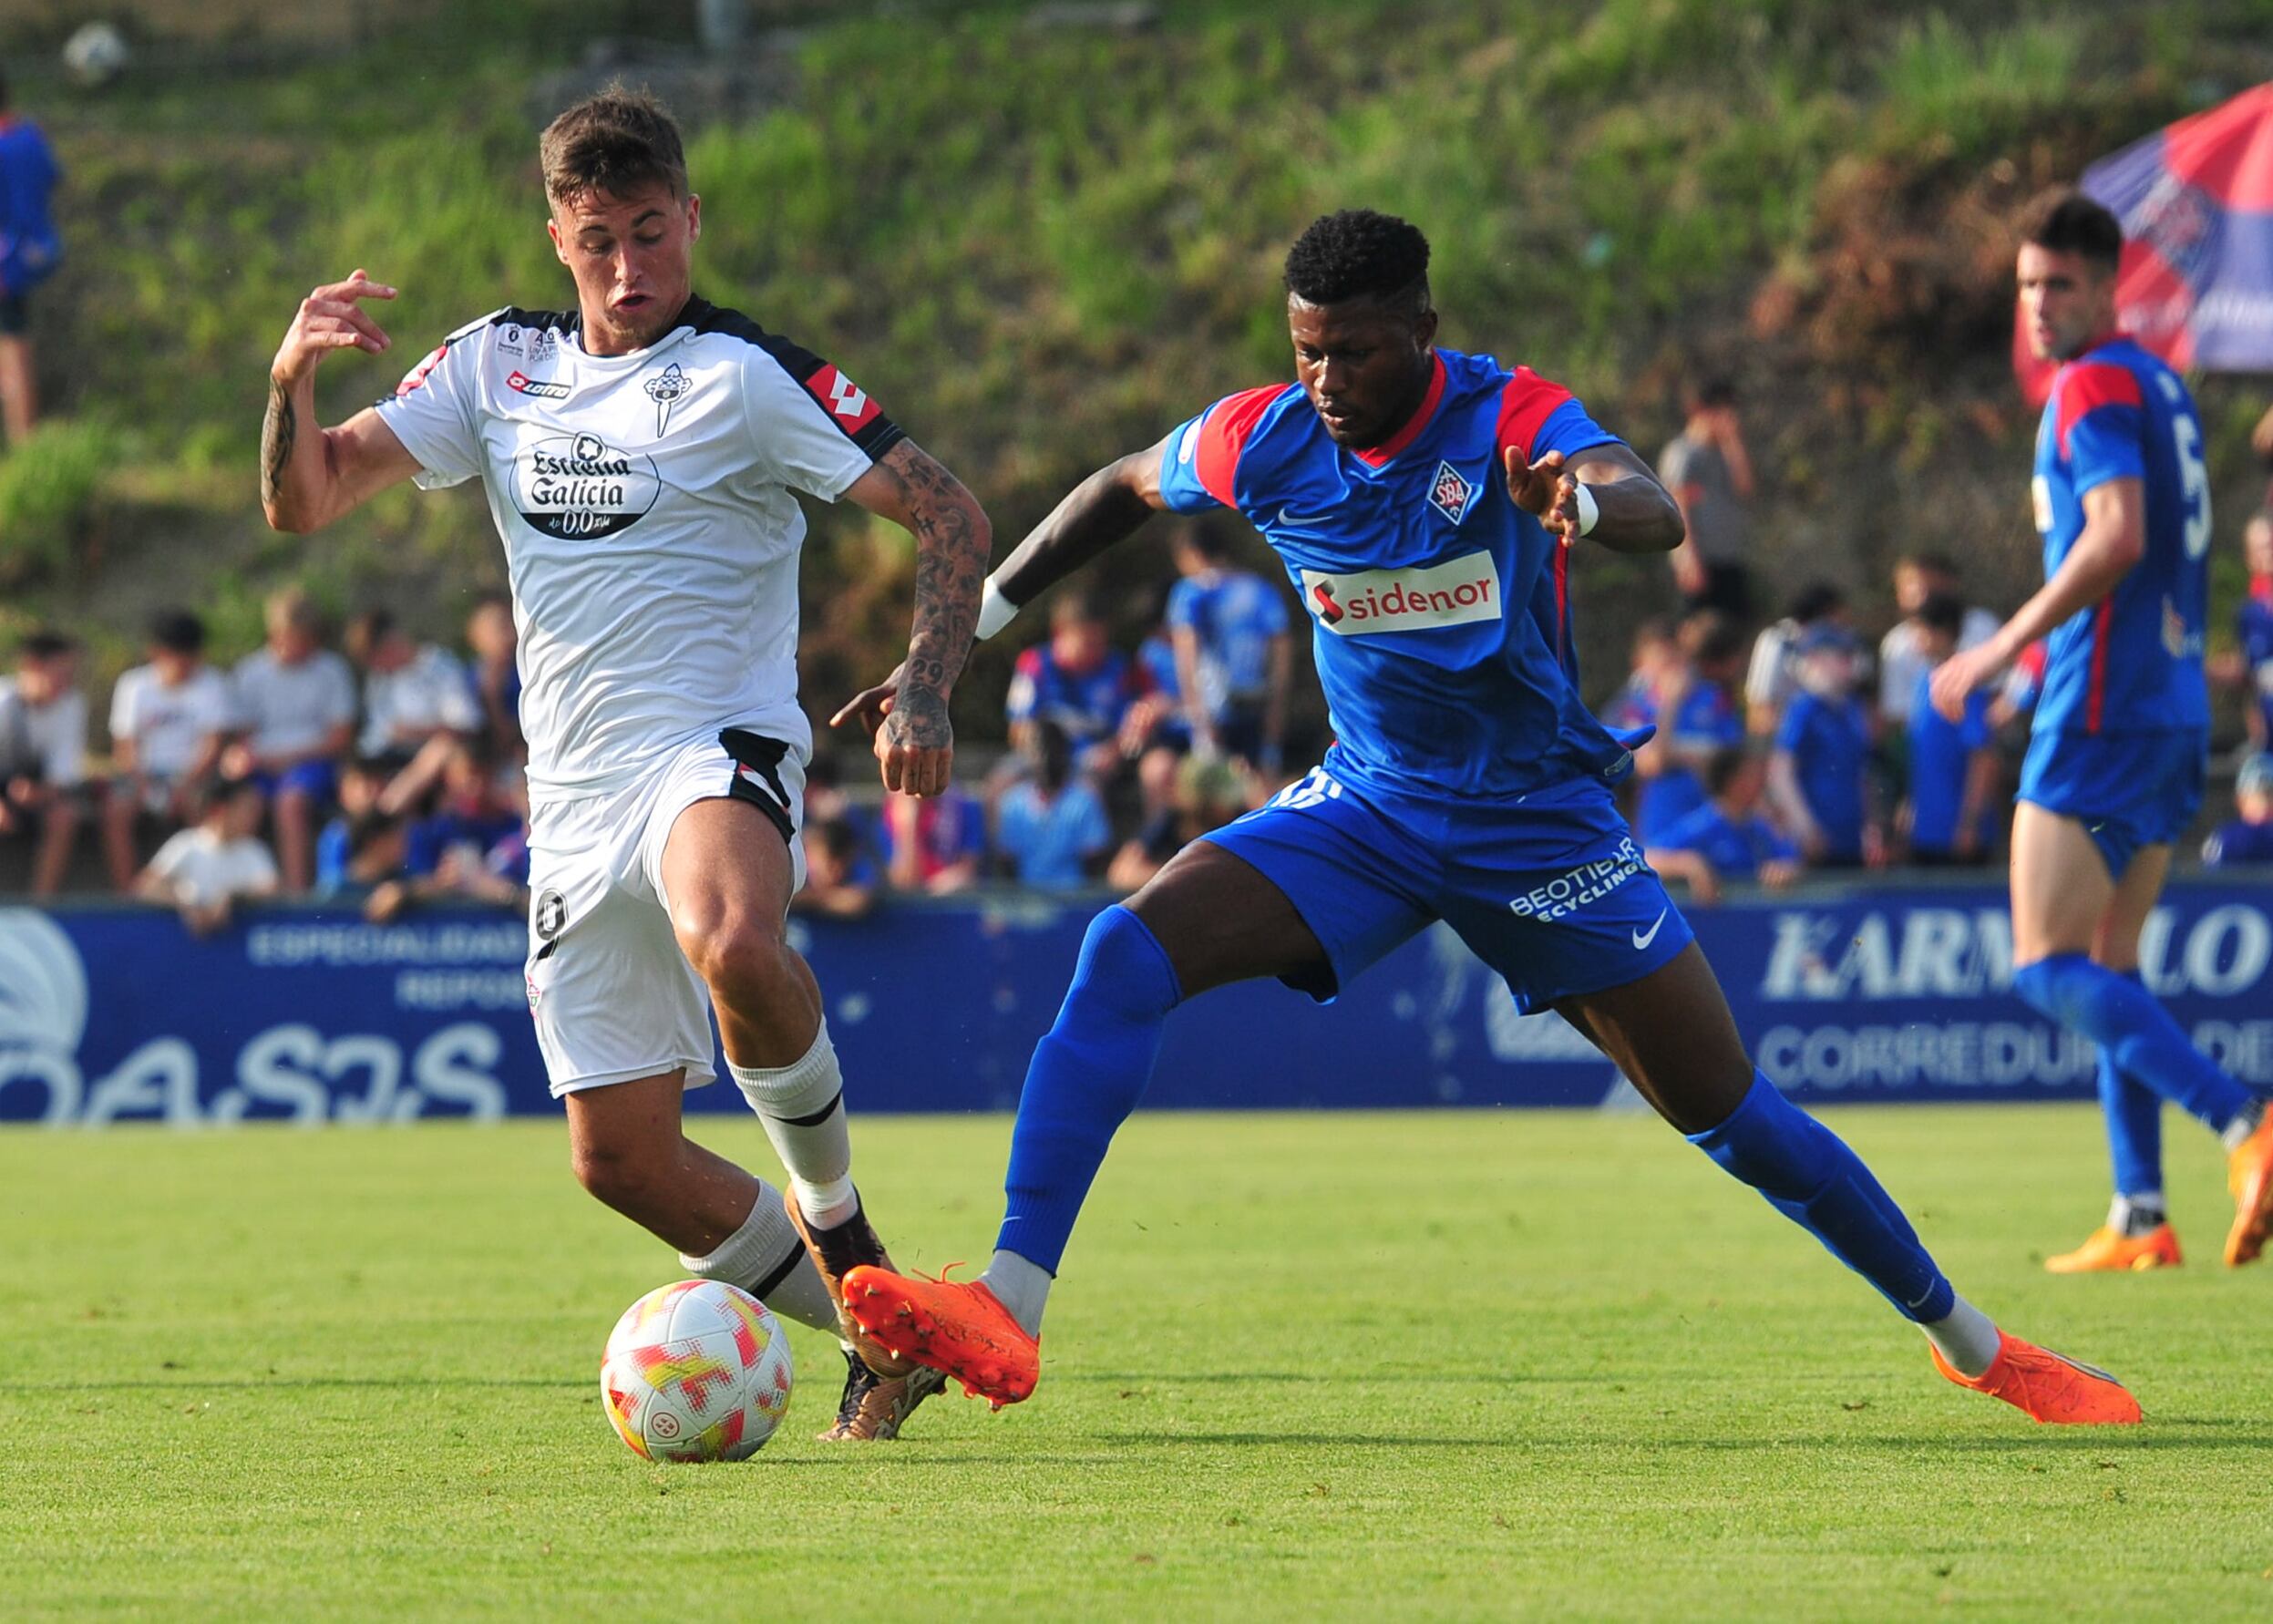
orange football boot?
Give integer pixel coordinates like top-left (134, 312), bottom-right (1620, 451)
top-left (1930, 1330), bottom-right (2143, 1424)
top-left (842, 1265), bottom-right (1040, 1409)
top-left (2223, 1111), bottom-right (2273, 1267)
top-left (2044, 1223), bottom-right (2182, 1273)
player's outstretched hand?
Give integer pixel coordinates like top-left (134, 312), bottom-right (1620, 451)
top-left (828, 663), bottom-right (904, 740)
top-left (272, 269), bottom-right (396, 387)
top-left (1504, 447), bottom-right (1579, 540)
top-left (1929, 642), bottom-right (2003, 723)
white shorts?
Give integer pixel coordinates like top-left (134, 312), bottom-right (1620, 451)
top-left (524, 730), bottom-right (807, 1098)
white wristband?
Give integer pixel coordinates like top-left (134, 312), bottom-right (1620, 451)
top-left (1573, 484), bottom-right (1600, 538)
top-left (975, 577), bottom-right (1018, 641)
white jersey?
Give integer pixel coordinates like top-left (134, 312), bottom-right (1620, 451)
top-left (374, 298), bottom-right (904, 799)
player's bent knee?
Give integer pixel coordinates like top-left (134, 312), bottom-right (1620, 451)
top-left (675, 910), bottom-right (791, 996)
top-left (1070, 904), bottom-right (1183, 1020)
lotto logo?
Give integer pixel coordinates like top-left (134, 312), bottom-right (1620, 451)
top-left (805, 364), bottom-right (880, 433)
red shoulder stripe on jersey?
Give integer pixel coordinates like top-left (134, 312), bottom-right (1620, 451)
top-left (1195, 385), bottom-right (1290, 508)
top-left (2086, 596), bottom-right (2115, 734)
top-left (1353, 354), bottom-right (1447, 468)
top-left (1495, 367), bottom-right (1576, 464)
top-left (2055, 360), bottom-right (2144, 457)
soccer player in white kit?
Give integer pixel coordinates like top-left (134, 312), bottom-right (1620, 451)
top-left (258, 89), bottom-right (989, 1441)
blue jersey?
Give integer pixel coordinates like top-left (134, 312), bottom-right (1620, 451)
top-left (1906, 668), bottom-right (1993, 854)
top-left (2031, 336), bottom-right (2210, 736)
top-left (1157, 348), bottom-right (1624, 802)
top-left (2239, 586), bottom-right (2273, 743)
top-left (1005, 644), bottom-right (1139, 747)
top-left (0, 118), bottom-right (60, 293)
top-left (1776, 692), bottom-right (1871, 860)
top-left (1167, 569), bottom-right (1288, 720)
top-left (1651, 801), bottom-right (1795, 880)
top-left (1636, 677), bottom-right (1743, 843)
top-left (2205, 818), bottom-right (2273, 867)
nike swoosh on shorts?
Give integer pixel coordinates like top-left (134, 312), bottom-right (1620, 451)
top-left (1632, 910), bottom-right (1668, 951)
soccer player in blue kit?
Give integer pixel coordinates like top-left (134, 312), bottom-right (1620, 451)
top-left (840, 210), bottom-right (2139, 1424)
top-left (1934, 191), bottom-right (2273, 1273)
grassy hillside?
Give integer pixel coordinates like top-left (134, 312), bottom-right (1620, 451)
top-left (5, 0), bottom-right (2270, 739)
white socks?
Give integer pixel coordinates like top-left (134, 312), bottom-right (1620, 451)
top-left (2109, 1192), bottom-right (2166, 1236)
top-left (1919, 1294), bottom-right (2002, 1379)
top-left (729, 1022), bottom-right (858, 1230)
top-left (981, 1249), bottom-right (1053, 1338)
top-left (2221, 1101), bottom-right (2264, 1155)
top-left (679, 1184), bottom-right (838, 1333)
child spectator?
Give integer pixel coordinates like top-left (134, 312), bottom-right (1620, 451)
top-left (1633, 611), bottom-right (1746, 846)
top-left (793, 817), bottom-right (880, 919)
top-left (1770, 627), bottom-right (1881, 867)
top-left (135, 777), bottom-right (278, 936)
top-left (0, 630), bottom-right (87, 896)
top-left (223, 587), bottom-right (355, 892)
top-left (1005, 589), bottom-right (1143, 785)
top-left (463, 592), bottom-right (524, 760)
top-left (102, 609), bottom-right (232, 889)
top-left (1878, 552), bottom-right (2000, 727)
top-left (1902, 593), bottom-right (2000, 865)
top-left (1167, 525), bottom-right (1291, 770)
top-left (2204, 755), bottom-right (2273, 867)
top-left (346, 608), bottom-right (479, 767)
top-left (992, 722), bottom-right (1112, 890)
top-left (881, 783), bottom-right (983, 895)
top-left (1743, 581), bottom-right (1849, 737)
top-left (364, 743), bottom-right (526, 922)
top-left (314, 757), bottom-right (405, 899)
top-left (1107, 753), bottom-right (1250, 893)
top-left (1644, 747), bottom-right (1800, 905)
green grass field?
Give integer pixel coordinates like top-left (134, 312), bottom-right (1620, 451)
top-left (4, 1105), bottom-right (2268, 1619)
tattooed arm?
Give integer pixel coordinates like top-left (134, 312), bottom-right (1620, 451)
top-left (831, 436), bottom-right (1167, 743)
top-left (262, 270), bottom-right (421, 532)
top-left (842, 438), bottom-right (993, 797)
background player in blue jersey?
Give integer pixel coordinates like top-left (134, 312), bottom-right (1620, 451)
top-left (1933, 191), bottom-right (2273, 1274)
top-left (840, 209), bottom-right (2139, 1425)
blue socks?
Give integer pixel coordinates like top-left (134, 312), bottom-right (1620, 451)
top-left (1689, 1074), bottom-right (1954, 1323)
top-left (997, 906), bottom-right (1182, 1273)
top-left (2095, 969), bottom-right (2165, 1201)
top-left (2014, 954), bottom-right (2253, 1135)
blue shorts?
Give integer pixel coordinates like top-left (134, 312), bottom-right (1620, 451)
top-left (1200, 766), bottom-right (1695, 1012)
top-left (251, 760), bottom-right (339, 805)
top-left (2018, 726), bottom-right (2206, 880)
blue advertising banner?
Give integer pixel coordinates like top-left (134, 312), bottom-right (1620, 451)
top-left (3, 879), bottom-right (2270, 1126)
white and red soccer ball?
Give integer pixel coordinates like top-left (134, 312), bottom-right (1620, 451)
top-left (601, 1280), bottom-right (793, 1463)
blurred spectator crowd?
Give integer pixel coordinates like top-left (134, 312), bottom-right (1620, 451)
top-left (5, 493), bottom-right (2273, 927)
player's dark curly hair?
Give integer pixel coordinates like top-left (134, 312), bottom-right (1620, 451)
top-left (1283, 210), bottom-right (1432, 318)
top-left (540, 84), bottom-right (688, 206)
top-left (2019, 189), bottom-right (2123, 272)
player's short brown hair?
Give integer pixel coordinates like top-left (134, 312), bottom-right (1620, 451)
top-left (540, 85), bottom-right (688, 208)
top-left (2019, 189), bottom-right (2123, 272)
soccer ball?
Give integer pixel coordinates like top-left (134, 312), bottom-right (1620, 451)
top-left (600, 1280), bottom-right (794, 1462)
top-left (61, 22), bottom-right (132, 89)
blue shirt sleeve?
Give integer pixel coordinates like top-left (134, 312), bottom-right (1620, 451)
top-left (1530, 397), bottom-right (1623, 464)
top-left (1165, 578), bottom-right (1200, 632)
top-left (1155, 412), bottom-right (1225, 515)
top-left (2066, 405), bottom-right (2147, 497)
top-left (1774, 695), bottom-right (1810, 754)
